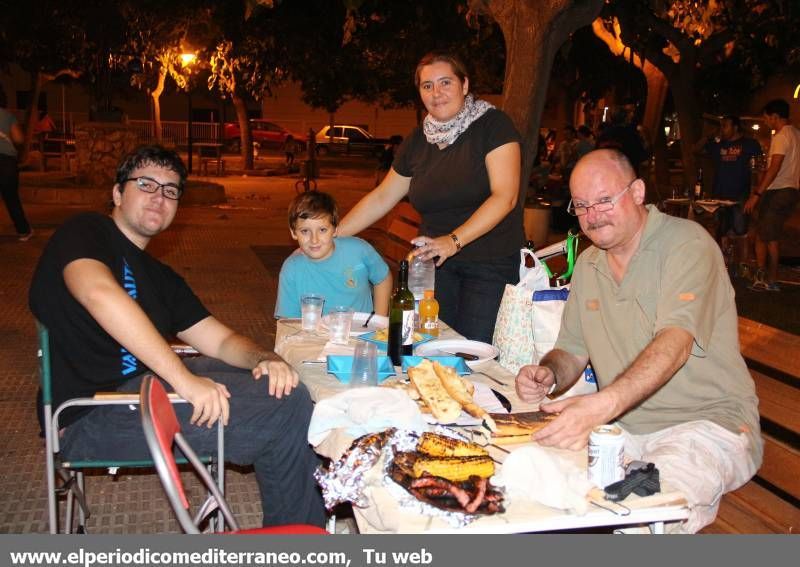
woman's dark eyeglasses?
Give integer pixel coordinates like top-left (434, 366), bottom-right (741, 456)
top-left (124, 177), bottom-right (183, 200)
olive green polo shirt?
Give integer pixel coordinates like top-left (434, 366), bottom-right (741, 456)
top-left (556, 205), bottom-right (762, 463)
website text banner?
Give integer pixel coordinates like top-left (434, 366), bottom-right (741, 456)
top-left (0, 535), bottom-right (794, 567)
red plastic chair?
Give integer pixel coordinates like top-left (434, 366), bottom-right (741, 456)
top-left (139, 374), bottom-right (328, 534)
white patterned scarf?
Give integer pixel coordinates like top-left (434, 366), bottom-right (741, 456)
top-left (422, 94), bottom-right (495, 147)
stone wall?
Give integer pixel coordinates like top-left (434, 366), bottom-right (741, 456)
top-left (74, 123), bottom-right (139, 186)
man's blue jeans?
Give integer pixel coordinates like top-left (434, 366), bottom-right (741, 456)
top-left (60, 357), bottom-right (327, 527)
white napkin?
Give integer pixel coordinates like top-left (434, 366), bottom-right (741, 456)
top-left (308, 388), bottom-right (428, 447)
top-left (495, 445), bottom-right (593, 515)
top-left (315, 340), bottom-right (357, 361)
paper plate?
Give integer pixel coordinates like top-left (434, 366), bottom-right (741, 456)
top-left (319, 311), bottom-right (388, 336)
top-left (325, 355), bottom-right (395, 384)
top-left (414, 339), bottom-right (500, 368)
top-left (401, 356), bottom-right (471, 375)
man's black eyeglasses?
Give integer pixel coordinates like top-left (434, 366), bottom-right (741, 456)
top-left (124, 177), bottom-right (183, 200)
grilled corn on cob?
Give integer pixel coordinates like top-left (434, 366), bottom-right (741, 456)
top-left (412, 455), bottom-right (495, 482)
top-left (418, 432), bottom-right (488, 457)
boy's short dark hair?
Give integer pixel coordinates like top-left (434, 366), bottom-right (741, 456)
top-left (762, 99), bottom-right (790, 119)
top-left (115, 145), bottom-right (188, 190)
top-left (288, 191), bottom-right (339, 229)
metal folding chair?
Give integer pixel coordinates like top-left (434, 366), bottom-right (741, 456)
top-left (139, 375), bottom-right (328, 534)
top-left (38, 322), bottom-right (225, 533)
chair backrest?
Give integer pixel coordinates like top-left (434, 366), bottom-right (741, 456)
top-left (140, 375), bottom-right (329, 535)
top-left (383, 201), bottom-right (421, 269)
top-left (142, 376), bottom-right (187, 508)
top-left (140, 375), bottom-right (239, 533)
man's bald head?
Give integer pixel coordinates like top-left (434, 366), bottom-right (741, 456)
top-left (572, 149), bottom-right (636, 189)
top-left (569, 148), bottom-right (648, 253)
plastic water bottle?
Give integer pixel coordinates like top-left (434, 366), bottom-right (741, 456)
top-left (408, 245), bottom-right (435, 324)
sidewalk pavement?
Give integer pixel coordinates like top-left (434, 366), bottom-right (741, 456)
top-left (0, 166), bottom-right (375, 533)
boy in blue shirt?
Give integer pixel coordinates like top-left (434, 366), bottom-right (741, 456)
top-left (275, 191), bottom-right (391, 318)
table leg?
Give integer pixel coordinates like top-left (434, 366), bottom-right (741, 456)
top-left (650, 520), bottom-right (665, 534)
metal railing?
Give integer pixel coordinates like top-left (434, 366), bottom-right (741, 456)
top-left (128, 120), bottom-right (222, 146)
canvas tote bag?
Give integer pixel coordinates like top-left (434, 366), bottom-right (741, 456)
top-left (492, 247), bottom-right (597, 399)
top-left (492, 248), bottom-right (550, 374)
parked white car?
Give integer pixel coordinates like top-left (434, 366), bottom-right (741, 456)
top-left (315, 125), bottom-right (388, 156)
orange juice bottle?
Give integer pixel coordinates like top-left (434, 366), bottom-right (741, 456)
top-left (418, 289), bottom-right (439, 337)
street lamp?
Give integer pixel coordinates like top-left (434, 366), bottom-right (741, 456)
top-left (180, 53), bottom-right (197, 67)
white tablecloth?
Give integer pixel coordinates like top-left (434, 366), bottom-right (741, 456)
top-left (274, 319), bottom-right (688, 533)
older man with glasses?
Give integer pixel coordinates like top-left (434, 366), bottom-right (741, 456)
top-left (515, 149), bottom-right (762, 533)
top-left (29, 145), bottom-right (326, 528)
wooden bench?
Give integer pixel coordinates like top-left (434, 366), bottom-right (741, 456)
top-left (700, 317), bottom-right (800, 533)
top-left (363, 201), bottom-right (421, 272)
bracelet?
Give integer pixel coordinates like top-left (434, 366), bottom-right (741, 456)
top-left (449, 232), bottom-right (462, 251)
top-left (754, 192), bottom-right (763, 198)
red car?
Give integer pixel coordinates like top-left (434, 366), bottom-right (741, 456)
top-left (223, 120), bottom-right (307, 153)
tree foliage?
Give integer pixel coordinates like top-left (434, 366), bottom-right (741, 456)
top-left (594, 0), bottom-right (800, 185)
top-left (207, 1), bottom-right (285, 168)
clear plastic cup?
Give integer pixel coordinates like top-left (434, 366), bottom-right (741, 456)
top-left (329, 306), bottom-right (354, 345)
top-left (300, 293), bottom-right (324, 331)
top-left (350, 341), bottom-right (378, 387)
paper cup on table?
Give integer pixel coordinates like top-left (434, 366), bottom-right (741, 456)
top-left (329, 306), bottom-right (354, 345)
top-left (350, 342), bottom-right (378, 387)
top-left (300, 293), bottom-right (324, 331)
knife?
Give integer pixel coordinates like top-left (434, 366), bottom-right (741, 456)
top-left (438, 349), bottom-right (479, 361)
top-left (491, 388), bottom-right (512, 412)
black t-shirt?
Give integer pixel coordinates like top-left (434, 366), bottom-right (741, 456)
top-left (393, 109), bottom-right (523, 261)
top-left (703, 137), bottom-right (762, 200)
top-left (29, 212), bottom-right (210, 427)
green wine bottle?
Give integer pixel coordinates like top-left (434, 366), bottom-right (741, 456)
top-left (388, 260), bottom-right (415, 365)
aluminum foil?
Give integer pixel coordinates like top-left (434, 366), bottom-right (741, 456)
top-left (315, 427), bottom-right (497, 528)
top-left (315, 429), bottom-right (395, 510)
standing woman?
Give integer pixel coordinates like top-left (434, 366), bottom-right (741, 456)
top-left (0, 87), bottom-right (33, 240)
top-left (338, 51), bottom-right (523, 343)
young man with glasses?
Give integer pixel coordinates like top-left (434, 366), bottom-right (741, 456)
top-left (516, 149), bottom-right (761, 532)
top-left (29, 145), bottom-right (326, 528)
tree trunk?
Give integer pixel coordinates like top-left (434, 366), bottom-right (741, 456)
top-left (485, 0), bottom-right (604, 192)
top-left (591, 18), bottom-right (668, 149)
top-left (651, 121), bottom-right (670, 201)
top-left (151, 66), bottom-right (167, 144)
top-left (232, 94), bottom-right (253, 170)
top-left (640, 64), bottom-right (668, 148)
top-left (21, 71), bottom-right (44, 162)
top-left (668, 60), bottom-right (702, 189)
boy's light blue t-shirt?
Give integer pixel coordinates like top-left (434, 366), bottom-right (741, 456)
top-left (275, 236), bottom-right (389, 318)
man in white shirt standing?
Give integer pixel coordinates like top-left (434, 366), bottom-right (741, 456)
top-left (744, 98), bottom-right (800, 291)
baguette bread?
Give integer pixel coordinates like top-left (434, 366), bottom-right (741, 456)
top-left (434, 361), bottom-right (496, 432)
top-left (408, 360), bottom-right (461, 423)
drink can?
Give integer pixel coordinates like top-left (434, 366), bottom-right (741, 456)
top-left (587, 425), bottom-right (625, 489)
